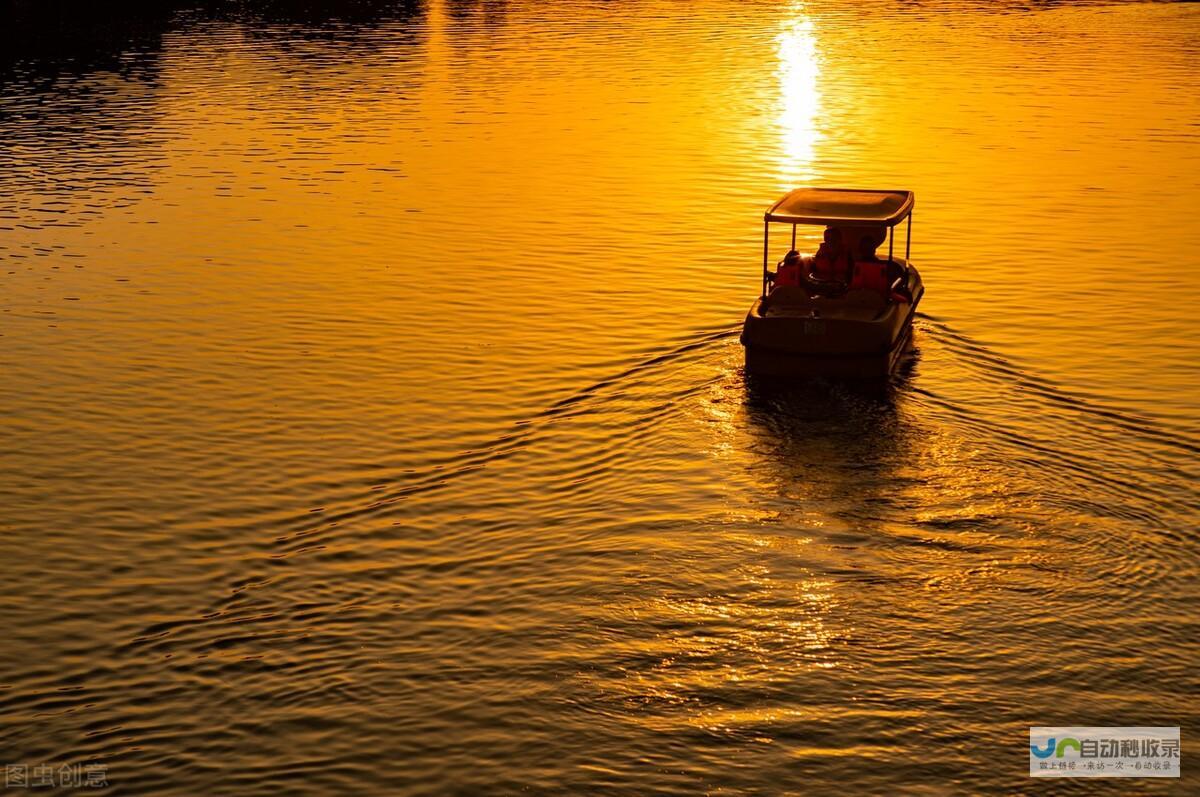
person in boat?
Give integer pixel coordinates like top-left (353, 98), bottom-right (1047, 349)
top-left (773, 249), bottom-right (804, 288)
top-left (810, 227), bottom-right (849, 282)
top-left (849, 229), bottom-right (911, 302)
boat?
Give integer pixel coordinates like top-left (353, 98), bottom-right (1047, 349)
top-left (740, 187), bottom-right (924, 378)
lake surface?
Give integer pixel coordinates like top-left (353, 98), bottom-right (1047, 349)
top-left (2, 0), bottom-right (1198, 793)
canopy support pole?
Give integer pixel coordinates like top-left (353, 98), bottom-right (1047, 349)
top-left (905, 212), bottom-right (912, 261)
top-left (762, 220), bottom-right (770, 299)
top-left (791, 224), bottom-right (796, 250)
top-left (888, 225), bottom-right (894, 264)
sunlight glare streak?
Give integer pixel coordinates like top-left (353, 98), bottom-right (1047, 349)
top-left (776, 9), bottom-right (821, 188)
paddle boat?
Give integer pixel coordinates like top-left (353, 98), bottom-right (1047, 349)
top-left (740, 187), bottom-right (924, 378)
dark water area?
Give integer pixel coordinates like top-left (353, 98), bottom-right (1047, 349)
top-left (1, 0), bottom-right (1198, 793)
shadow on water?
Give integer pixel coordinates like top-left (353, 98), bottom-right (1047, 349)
top-left (0, 1), bottom-right (175, 80)
top-left (0, 0), bottom-right (430, 234)
top-left (739, 350), bottom-right (922, 524)
top-left (0, 0), bottom-right (427, 81)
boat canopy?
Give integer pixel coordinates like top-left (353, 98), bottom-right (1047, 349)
top-left (765, 188), bottom-right (914, 227)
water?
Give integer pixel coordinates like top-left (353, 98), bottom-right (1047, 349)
top-left (2, 0), bottom-right (1198, 792)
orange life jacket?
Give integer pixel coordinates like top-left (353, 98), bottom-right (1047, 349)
top-left (849, 260), bottom-right (890, 294)
top-left (775, 261), bottom-right (802, 288)
top-left (812, 249), bottom-right (850, 282)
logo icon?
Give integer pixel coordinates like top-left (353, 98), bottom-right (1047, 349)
top-left (1031, 737), bottom-right (1082, 759)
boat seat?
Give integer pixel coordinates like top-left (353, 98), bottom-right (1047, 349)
top-left (762, 284), bottom-right (818, 317)
top-left (841, 287), bottom-right (888, 314)
top-left (767, 285), bottom-right (813, 306)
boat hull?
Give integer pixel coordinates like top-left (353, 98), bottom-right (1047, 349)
top-left (741, 264), bottom-right (923, 379)
top-left (743, 323), bottom-right (913, 379)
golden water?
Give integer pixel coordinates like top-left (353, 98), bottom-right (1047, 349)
top-left (1, 0), bottom-right (1198, 792)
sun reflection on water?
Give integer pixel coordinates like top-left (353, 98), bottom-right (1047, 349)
top-left (775, 8), bottom-right (822, 188)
